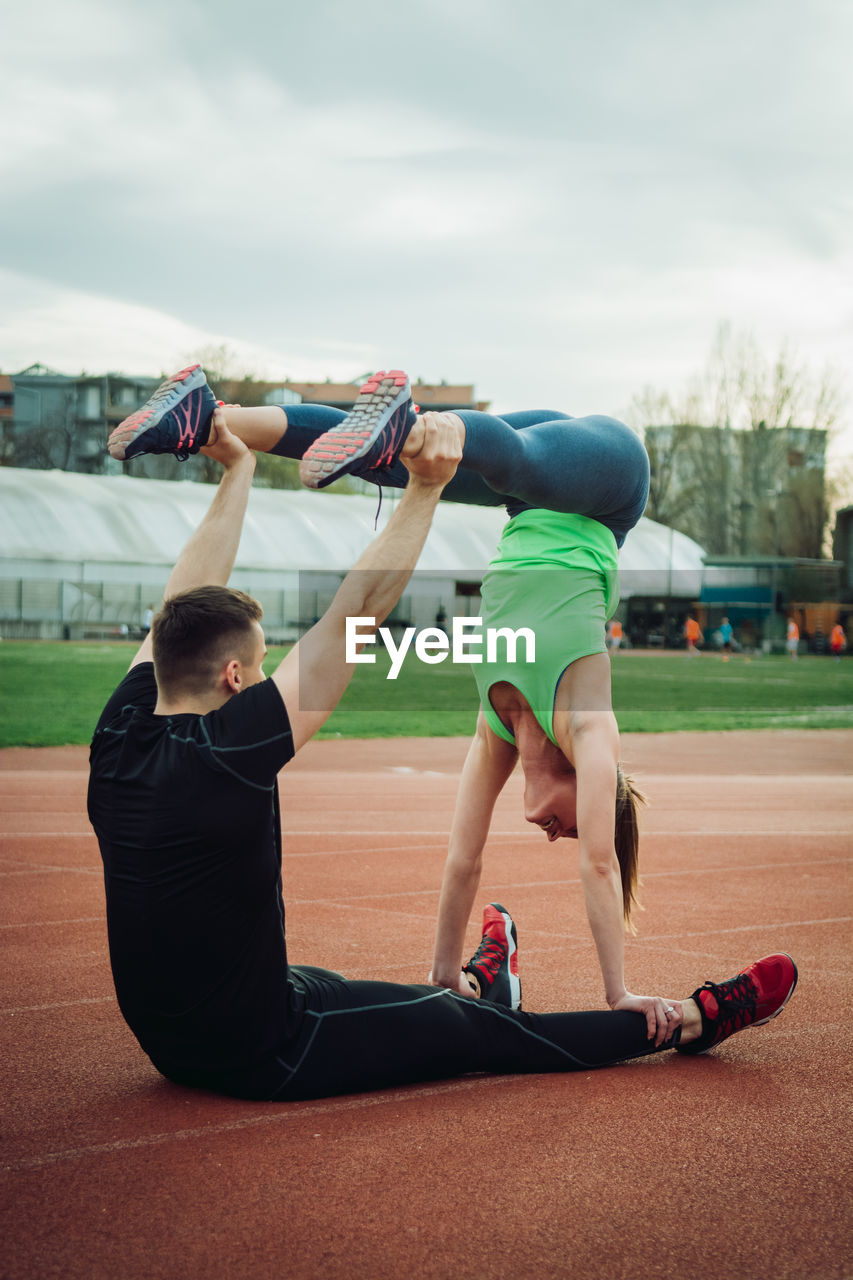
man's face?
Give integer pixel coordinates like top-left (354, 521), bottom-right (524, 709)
top-left (521, 748), bottom-right (579, 842)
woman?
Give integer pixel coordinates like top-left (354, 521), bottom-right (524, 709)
top-left (109, 366), bottom-right (679, 1045)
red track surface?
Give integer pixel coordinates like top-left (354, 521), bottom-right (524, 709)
top-left (2, 732), bottom-right (851, 1280)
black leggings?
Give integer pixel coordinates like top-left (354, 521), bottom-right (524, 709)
top-left (161, 966), bottom-right (676, 1101)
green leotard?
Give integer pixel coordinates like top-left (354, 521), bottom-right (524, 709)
top-left (473, 510), bottom-right (619, 747)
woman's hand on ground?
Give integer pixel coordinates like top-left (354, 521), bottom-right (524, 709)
top-left (428, 970), bottom-right (478, 998)
top-left (611, 992), bottom-right (683, 1046)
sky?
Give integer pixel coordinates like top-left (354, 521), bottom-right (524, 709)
top-left (2, 0), bottom-right (852, 473)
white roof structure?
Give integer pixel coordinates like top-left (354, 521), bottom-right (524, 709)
top-left (0, 468), bottom-right (705, 596)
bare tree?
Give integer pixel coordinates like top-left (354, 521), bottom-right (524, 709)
top-left (630, 324), bottom-right (845, 557)
top-left (13, 389), bottom-right (76, 471)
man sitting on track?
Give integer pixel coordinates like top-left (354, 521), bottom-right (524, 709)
top-left (88, 374), bottom-right (798, 1102)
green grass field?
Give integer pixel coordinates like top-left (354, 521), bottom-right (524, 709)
top-left (1, 641), bottom-right (852, 747)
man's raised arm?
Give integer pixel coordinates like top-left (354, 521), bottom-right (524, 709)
top-left (129, 410), bottom-right (255, 670)
top-left (271, 415), bottom-right (462, 752)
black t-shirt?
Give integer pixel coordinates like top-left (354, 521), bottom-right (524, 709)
top-left (87, 664), bottom-right (296, 1073)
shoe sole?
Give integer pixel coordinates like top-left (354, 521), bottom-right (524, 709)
top-left (299, 370), bottom-right (412, 489)
top-left (108, 364), bottom-right (206, 461)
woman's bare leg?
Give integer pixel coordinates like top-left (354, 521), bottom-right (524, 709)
top-left (219, 405), bottom-right (289, 453)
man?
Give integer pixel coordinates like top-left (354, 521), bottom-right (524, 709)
top-left (719, 616), bottom-right (733, 660)
top-left (89, 374), bottom-right (798, 1102)
top-left (830, 621), bottom-right (845, 661)
top-left (787, 617), bottom-right (800, 661)
top-left (684, 615), bottom-right (704, 655)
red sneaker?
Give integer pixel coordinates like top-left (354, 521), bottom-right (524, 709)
top-left (678, 953), bottom-right (798, 1055)
top-left (463, 903), bottom-right (522, 1010)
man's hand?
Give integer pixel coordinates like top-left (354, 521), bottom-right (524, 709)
top-left (401, 412), bottom-right (462, 489)
top-left (200, 406), bottom-right (253, 469)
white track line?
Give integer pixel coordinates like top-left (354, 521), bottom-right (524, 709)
top-left (2, 1075), bottom-right (515, 1172)
top-left (1, 857), bottom-right (848, 925)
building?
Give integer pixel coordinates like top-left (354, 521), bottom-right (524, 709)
top-left (5, 365), bottom-right (160, 475)
top-left (700, 555), bottom-right (843, 651)
top-left (239, 378), bottom-right (490, 415)
top-left (833, 506), bottom-right (853, 601)
top-left (644, 422), bottom-right (829, 558)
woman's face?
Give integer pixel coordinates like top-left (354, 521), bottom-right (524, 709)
top-left (521, 747), bottom-right (578, 841)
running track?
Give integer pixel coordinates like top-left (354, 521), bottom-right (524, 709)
top-left (2, 731), bottom-right (851, 1280)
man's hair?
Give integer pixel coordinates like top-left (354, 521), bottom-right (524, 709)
top-left (152, 586), bottom-right (263, 699)
top-left (614, 764), bottom-right (647, 932)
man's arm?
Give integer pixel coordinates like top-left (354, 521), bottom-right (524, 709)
top-left (128, 412), bottom-right (255, 670)
top-left (270, 416), bottom-right (461, 752)
top-left (429, 713), bottom-right (518, 993)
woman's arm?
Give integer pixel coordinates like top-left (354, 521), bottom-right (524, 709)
top-left (556, 655), bottom-right (681, 1046)
top-left (569, 709), bottom-right (626, 1002)
top-left (430, 713), bottom-right (518, 994)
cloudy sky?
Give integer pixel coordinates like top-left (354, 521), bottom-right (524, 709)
top-left (2, 0), bottom-right (851, 464)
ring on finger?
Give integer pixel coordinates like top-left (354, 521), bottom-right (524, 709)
top-left (664, 1005), bottom-right (675, 1015)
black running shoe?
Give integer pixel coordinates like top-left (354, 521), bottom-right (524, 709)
top-left (108, 364), bottom-right (216, 461)
top-left (463, 903), bottom-right (522, 1010)
top-left (677, 953), bottom-right (798, 1055)
top-left (299, 369), bottom-right (418, 489)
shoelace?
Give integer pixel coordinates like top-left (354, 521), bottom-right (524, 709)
top-left (367, 409), bottom-right (406, 471)
top-left (701, 971), bottom-right (758, 1036)
top-left (466, 934), bottom-right (506, 984)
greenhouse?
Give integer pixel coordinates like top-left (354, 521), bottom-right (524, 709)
top-left (0, 468), bottom-right (706, 640)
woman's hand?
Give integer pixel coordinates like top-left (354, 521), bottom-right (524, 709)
top-left (611, 992), bottom-right (683, 1046)
top-left (429, 969), bottom-right (478, 998)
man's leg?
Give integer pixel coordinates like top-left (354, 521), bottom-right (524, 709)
top-left (168, 952), bottom-right (797, 1102)
top-left (264, 975), bottom-right (683, 1101)
top-left (260, 946), bottom-right (797, 1100)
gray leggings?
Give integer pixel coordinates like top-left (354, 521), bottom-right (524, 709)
top-left (273, 406), bottom-right (650, 547)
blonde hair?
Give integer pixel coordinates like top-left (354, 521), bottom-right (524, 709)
top-left (615, 764), bottom-right (647, 932)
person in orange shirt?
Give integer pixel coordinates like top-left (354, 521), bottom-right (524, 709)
top-left (684, 615), bottom-right (703, 655)
top-left (786, 618), bottom-right (799, 661)
top-left (830, 622), bottom-right (846, 661)
top-left (606, 617), bottom-right (623, 654)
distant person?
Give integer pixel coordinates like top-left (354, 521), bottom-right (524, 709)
top-left (88, 371), bottom-right (798, 1101)
top-left (435, 604), bottom-right (448, 636)
top-left (684, 615), bottom-right (703, 655)
top-left (719, 616), bottom-right (733, 661)
top-left (142, 604), bottom-right (154, 635)
top-left (606, 618), bottom-right (623, 654)
top-left (830, 622), bottom-right (846, 662)
top-left (787, 617), bottom-right (800, 661)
